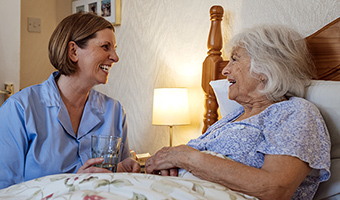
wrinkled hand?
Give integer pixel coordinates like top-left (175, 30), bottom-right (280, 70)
top-left (116, 157), bottom-right (141, 173)
top-left (145, 145), bottom-right (198, 176)
top-left (77, 158), bottom-right (112, 173)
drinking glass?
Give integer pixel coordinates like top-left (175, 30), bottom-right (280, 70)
top-left (91, 135), bottom-right (121, 172)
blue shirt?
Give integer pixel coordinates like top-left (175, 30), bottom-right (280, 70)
top-left (0, 72), bottom-right (130, 189)
top-left (187, 97), bottom-right (331, 199)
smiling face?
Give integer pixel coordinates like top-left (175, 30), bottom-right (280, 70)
top-left (71, 28), bottom-right (119, 87)
top-left (222, 47), bottom-right (266, 105)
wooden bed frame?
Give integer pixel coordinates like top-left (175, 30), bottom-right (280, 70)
top-left (202, 5), bottom-right (340, 133)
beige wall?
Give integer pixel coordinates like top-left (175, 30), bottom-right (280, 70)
top-left (20, 0), bottom-right (71, 89)
top-left (0, 0), bottom-right (20, 105)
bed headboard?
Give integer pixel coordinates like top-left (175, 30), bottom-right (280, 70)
top-left (202, 5), bottom-right (340, 133)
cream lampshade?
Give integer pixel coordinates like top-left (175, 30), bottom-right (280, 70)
top-left (152, 88), bottom-right (190, 146)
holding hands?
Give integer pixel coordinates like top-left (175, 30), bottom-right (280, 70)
top-left (116, 157), bottom-right (141, 173)
top-left (145, 145), bottom-right (200, 176)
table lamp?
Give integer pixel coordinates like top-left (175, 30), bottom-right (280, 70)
top-left (152, 88), bottom-right (190, 146)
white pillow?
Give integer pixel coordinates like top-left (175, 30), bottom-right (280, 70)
top-left (305, 81), bottom-right (340, 199)
top-left (304, 80), bottom-right (340, 159)
top-left (210, 79), bottom-right (340, 199)
top-left (209, 79), bottom-right (242, 117)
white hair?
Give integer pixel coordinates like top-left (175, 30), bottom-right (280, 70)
top-left (227, 24), bottom-right (316, 102)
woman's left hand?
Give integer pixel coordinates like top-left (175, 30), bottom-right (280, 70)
top-left (116, 157), bottom-right (141, 173)
top-left (77, 158), bottom-right (113, 173)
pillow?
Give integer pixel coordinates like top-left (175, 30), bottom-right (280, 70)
top-left (209, 79), bottom-right (242, 117)
top-left (305, 80), bottom-right (340, 199)
top-left (304, 80), bottom-right (340, 160)
top-left (210, 79), bottom-right (340, 199)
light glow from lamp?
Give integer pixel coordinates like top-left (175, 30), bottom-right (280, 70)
top-left (152, 88), bottom-right (190, 146)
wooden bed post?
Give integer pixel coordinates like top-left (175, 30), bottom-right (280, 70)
top-left (202, 6), bottom-right (224, 133)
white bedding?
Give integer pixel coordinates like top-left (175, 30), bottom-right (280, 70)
top-left (0, 173), bottom-right (257, 200)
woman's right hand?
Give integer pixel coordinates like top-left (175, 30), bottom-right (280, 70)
top-left (76, 158), bottom-right (112, 173)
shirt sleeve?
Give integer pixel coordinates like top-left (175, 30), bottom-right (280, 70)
top-left (0, 99), bottom-right (28, 189)
top-left (257, 99), bottom-right (331, 181)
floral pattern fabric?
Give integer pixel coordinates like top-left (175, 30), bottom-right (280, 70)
top-left (0, 173), bottom-right (257, 200)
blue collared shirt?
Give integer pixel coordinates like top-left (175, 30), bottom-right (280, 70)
top-left (0, 72), bottom-right (130, 189)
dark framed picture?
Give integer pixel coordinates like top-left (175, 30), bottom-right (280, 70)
top-left (76, 5), bottom-right (85, 13)
top-left (72, 0), bottom-right (121, 25)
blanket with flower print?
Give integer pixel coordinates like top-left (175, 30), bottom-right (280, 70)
top-left (0, 173), bottom-right (257, 200)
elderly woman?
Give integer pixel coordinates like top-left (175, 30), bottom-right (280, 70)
top-left (145, 25), bottom-right (331, 200)
top-left (0, 13), bottom-right (139, 189)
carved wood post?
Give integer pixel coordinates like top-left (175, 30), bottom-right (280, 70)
top-left (202, 5), bottom-right (224, 133)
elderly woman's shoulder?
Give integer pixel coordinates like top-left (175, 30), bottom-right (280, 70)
top-left (275, 96), bottom-right (321, 114)
top-left (287, 96), bottom-right (317, 107)
top-left (260, 97), bottom-right (323, 124)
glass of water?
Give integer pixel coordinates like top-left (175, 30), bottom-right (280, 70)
top-left (91, 135), bottom-right (121, 172)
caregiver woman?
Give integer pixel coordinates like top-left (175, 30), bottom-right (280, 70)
top-left (146, 25), bottom-right (331, 200)
top-left (0, 12), bottom-right (139, 189)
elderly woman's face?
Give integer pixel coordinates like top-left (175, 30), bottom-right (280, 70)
top-left (222, 47), bottom-right (265, 104)
top-left (74, 28), bottom-right (119, 86)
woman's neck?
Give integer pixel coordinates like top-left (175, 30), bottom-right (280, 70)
top-left (235, 97), bottom-right (287, 121)
top-left (56, 74), bottom-right (90, 108)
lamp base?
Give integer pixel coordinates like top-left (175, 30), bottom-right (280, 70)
top-left (169, 125), bottom-right (173, 146)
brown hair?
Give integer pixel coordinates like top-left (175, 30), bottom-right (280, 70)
top-left (48, 12), bottom-right (114, 75)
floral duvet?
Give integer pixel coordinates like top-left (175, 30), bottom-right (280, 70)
top-left (0, 173), bottom-right (258, 200)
